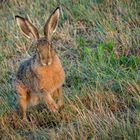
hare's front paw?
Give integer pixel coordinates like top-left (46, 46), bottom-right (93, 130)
top-left (45, 94), bottom-right (58, 113)
top-left (49, 102), bottom-right (58, 113)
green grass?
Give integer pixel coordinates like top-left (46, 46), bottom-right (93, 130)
top-left (0, 0), bottom-right (140, 139)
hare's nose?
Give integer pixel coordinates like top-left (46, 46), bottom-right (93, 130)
top-left (48, 59), bottom-right (52, 65)
top-left (42, 63), bottom-right (47, 66)
top-left (48, 61), bottom-right (52, 65)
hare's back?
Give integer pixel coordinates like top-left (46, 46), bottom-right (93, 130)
top-left (16, 58), bottom-right (39, 93)
top-left (16, 58), bottom-right (33, 80)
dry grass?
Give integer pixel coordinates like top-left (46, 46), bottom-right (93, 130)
top-left (0, 0), bottom-right (140, 139)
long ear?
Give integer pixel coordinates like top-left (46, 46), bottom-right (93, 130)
top-left (44, 7), bottom-right (60, 41)
top-left (15, 16), bottom-right (39, 40)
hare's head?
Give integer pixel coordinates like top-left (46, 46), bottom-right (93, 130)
top-left (15, 7), bottom-right (60, 66)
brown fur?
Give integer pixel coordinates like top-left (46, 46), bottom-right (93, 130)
top-left (14, 7), bottom-right (65, 120)
top-left (33, 55), bottom-right (65, 93)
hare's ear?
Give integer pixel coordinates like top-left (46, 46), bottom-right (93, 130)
top-left (44, 7), bottom-right (60, 41)
top-left (15, 16), bottom-right (39, 40)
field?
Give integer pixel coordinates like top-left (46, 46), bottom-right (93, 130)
top-left (0, 0), bottom-right (140, 139)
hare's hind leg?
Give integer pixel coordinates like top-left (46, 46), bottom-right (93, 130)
top-left (30, 95), bottom-right (39, 106)
top-left (15, 83), bottom-right (30, 120)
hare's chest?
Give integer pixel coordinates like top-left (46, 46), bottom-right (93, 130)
top-left (36, 63), bottom-right (65, 93)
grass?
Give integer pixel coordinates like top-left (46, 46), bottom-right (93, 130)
top-left (0, 0), bottom-right (140, 139)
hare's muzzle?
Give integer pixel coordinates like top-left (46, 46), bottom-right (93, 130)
top-left (48, 61), bottom-right (52, 66)
top-left (41, 59), bottom-right (52, 66)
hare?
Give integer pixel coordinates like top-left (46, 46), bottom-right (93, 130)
top-left (14, 7), bottom-right (65, 120)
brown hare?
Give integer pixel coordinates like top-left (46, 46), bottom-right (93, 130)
top-left (14, 7), bottom-right (65, 120)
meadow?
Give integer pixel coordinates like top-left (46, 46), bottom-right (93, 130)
top-left (0, 0), bottom-right (140, 139)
